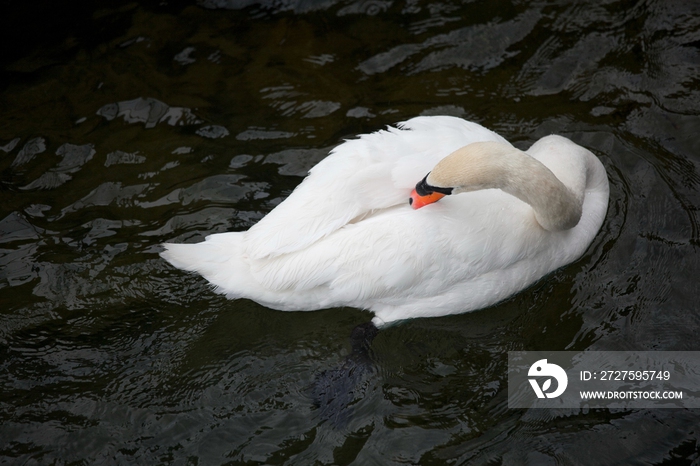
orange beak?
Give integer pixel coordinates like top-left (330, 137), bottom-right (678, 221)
top-left (409, 188), bottom-right (446, 209)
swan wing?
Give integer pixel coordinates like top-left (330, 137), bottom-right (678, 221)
top-left (245, 189), bottom-right (544, 311)
top-left (245, 116), bottom-right (508, 259)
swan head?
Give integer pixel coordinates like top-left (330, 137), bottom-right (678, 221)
top-left (409, 141), bottom-right (504, 210)
top-left (409, 174), bottom-right (453, 209)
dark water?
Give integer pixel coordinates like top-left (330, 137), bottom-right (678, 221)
top-left (2, 0), bottom-right (700, 464)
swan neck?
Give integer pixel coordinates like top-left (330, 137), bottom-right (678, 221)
top-left (428, 142), bottom-right (583, 231)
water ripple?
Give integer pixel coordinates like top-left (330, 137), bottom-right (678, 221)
top-left (96, 97), bottom-right (203, 129)
top-left (2, 0), bottom-right (700, 464)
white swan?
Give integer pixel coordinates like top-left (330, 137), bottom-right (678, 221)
top-left (161, 116), bottom-right (609, 327)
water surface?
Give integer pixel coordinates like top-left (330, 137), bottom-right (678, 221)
top-left (2, 0), bottom-right (700, 464)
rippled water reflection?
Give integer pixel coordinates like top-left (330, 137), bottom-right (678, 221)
top-left (2, 0), bottom-right (700, 464)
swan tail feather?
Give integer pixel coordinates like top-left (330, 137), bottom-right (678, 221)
top-left (160, 233), bottom-right (251, 299)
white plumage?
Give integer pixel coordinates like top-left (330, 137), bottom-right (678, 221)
top-left (161, 116), bottom-right (609, 327)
